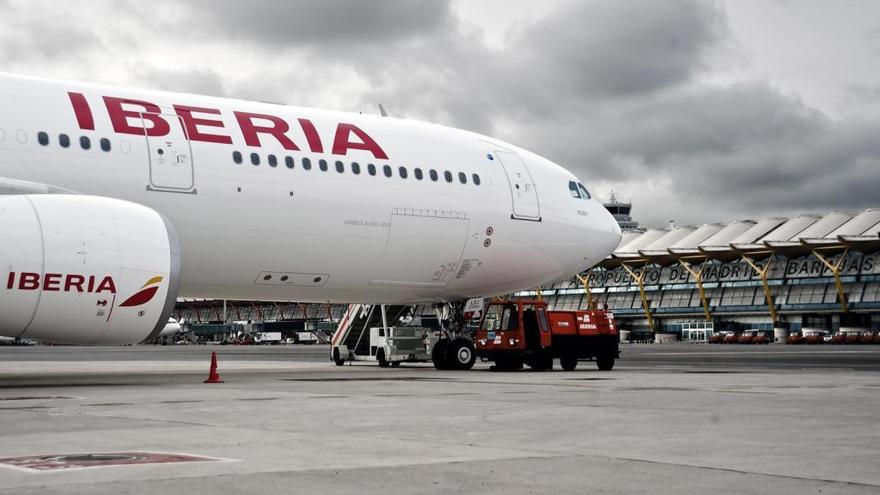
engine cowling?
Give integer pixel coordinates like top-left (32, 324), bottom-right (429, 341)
top-left (0, 195), bottom-right (181, 344)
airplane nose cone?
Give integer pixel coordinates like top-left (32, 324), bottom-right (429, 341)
top-left (576, 202), bottom-right (622, 273)
top-left (596, 202), bottom-right (622, 256)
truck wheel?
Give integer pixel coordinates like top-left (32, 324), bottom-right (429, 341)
top-left (560, 353), bottom-right (578, 371)
top-left (449, 338), bottom-right (476, 370)
top-left (541, 353), bottom-right (554, 371)
top-left (493, 358), bottom-right (513, 371)
top-left (528, 352), bottom-right (553, 371)
top-left (333, 348), bottom-right (346, 367)
top-left (377, 349), bottom-right (390, 368)
top-left (596, 356), bottom-right (615, 371)
top-left (432, 339), bottom-right (450, 370)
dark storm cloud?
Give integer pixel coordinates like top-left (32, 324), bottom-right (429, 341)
top-left (182, 0), bottom-right (453, 45)
top-left (597, 87), bottom-right (880, 224)
top-left (512, 1), bottom-right (723, 99)
top-left (0, 0), bottom-right (876, 227)
top-left (356, 0), bottom-right (724, 130)
top-left (509, 78), bottom-right (880, 224)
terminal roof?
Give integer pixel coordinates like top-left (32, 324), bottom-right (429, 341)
top-left (600, 208), bottom-right (880, 268)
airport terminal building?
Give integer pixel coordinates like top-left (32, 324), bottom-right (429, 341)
top-left (530, 207), bottom-right (880, 341)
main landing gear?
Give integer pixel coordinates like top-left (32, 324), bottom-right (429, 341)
top-left (432, 337), bottom-right (476, 370)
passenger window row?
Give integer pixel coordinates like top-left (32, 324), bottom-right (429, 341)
top-left (37, 131), bottom-right (112, 152)
top-left (233, 151), bottom-right (482, 186)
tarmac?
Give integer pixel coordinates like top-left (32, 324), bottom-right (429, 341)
top-left (0, 343), bottom-right (878, 494)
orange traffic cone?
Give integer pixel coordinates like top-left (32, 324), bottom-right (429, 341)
top-left (204, 351), bottom-right (224, 383)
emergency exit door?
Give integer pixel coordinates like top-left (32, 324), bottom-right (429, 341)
top-left (143, 113), bottom-right (195, 193)
top-left (495, 150), bottom-right (540, 221)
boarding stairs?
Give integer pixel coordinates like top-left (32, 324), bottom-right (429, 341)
top-left (331, 304), bottom-right (411, 359)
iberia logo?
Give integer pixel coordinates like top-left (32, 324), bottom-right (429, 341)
top-left (119, 276), bottom-right (163, 307)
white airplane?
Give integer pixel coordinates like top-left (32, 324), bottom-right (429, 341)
top-left (0, 73), bottom-right (621, 345)
top-left (158, 317), bottom-right (182, 340)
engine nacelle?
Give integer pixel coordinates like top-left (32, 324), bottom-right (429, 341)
top-left (0, 195), bottom-right (181, 344)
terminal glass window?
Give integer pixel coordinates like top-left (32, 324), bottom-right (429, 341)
top-left (862, 283), bottom-right (880, 302)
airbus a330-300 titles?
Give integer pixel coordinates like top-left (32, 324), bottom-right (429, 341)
top-left (0, 73), bottom-right (620, 345)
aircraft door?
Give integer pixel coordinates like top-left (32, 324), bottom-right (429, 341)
top-left (495, 150), bottom-right (540, 221)
top-left (142, 113), bottom-right (195, 193)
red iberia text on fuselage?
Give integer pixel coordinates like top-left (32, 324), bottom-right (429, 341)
top-left (6, 272), bottom-right (117, 294)
top-left (67, 92), bottom-right (389, 159)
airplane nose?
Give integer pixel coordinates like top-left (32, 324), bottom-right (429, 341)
top-left (595, 202), bottom-right (622, 257)
top-left (571, 201), bottom-right (622, 274)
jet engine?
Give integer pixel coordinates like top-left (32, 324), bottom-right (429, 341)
top-left (0, 195), bottom-right (181, 344)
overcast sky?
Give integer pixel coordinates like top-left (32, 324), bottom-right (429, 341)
top-left (1, 0), bottom-right (878, 228)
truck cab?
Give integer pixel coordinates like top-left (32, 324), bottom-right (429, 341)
top-left (475, 301), bottom-right (552, 370)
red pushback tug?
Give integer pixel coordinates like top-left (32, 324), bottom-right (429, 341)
top-left (474, 300), bottom-right (619, 371)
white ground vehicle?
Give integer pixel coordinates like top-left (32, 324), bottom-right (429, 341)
top-left (257, 332), bottom-right (282, 344)
top-left (295, 332), bottom-right (319, 344)
top-left (334, 326), bottom-right (432, 367)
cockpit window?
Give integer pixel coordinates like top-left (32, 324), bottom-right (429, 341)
top-left (578, 183), bottom-right (591, 199)
top-left (568, 181), bottom-right (581, 199)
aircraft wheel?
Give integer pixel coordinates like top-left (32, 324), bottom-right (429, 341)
top-left (449, 338), bottom-right (476, 370)
top-left (432, 339), bottom-right (450, 370)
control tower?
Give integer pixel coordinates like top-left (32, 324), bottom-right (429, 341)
top-left (603, 191), bottom-right (641, 232)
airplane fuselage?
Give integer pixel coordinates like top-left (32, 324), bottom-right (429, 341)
top-left (0, 73), bottom-right (620, 305)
